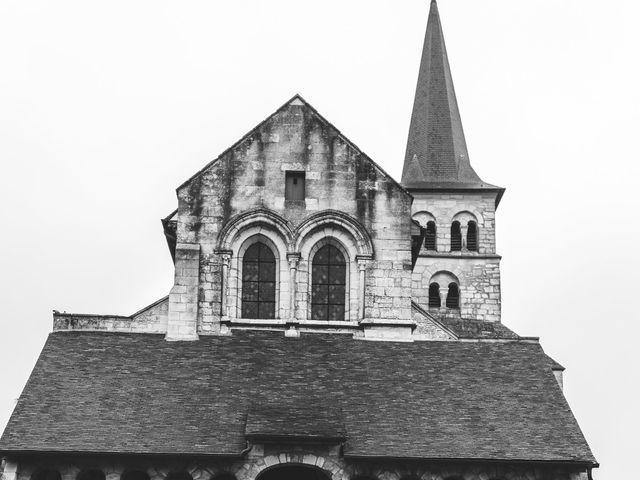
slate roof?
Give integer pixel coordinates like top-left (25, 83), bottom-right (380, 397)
top-left (0, 331), bottom-right (595, 465)
top-left (440, 317), bottom-right (521, 340)
top-left (402, 1), bottom-right (502, 195)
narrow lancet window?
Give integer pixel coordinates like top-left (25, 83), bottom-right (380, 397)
top-left (242, 242), bottom-right (276, 319)
top-left (428, 283), bottom-right (441, 308)
top-left (311, 244), bottom-right (346, 320)
top-left (467, 221), bottom-right (478, 252)
top-left (446, 283), bottom-right (460, 309)
top-left (425, 221), bottom-right (437, 251)
top-left (451, 221), bottom-right (462, 251)
top-left (285, 171), bottom-right (305, 201)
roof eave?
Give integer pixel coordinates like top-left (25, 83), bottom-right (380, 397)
top-left (405, 185), bottom-right (506, 208)
top-left (342, 453), bottom-right (598, 468)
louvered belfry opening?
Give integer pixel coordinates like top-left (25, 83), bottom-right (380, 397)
top-left (451, 221), bottom-right (462, 251)
top-left (446, 283), bottom-right (460, 309)
top-left (241, 242), bottom-right (276, 319)
top-left (467, 220), bottom-right (478, 252)
top-left (428, 282), bottom-right (441, 308)
top-left (311, 244), bottom-right (346, 320)
top-left (425, 221), bottom-right (437, 250)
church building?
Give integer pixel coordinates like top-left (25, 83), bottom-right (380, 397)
top-left (0, 2), bottom-right (597, 480)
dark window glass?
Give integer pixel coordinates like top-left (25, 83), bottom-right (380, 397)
top-left (242, 242), bottom-right (276, 319)
top-left (428, 282), bottom-right (441, 308)
top-left (166, 474), bottom-right (192, 480)
top-left (311, 244), bottom-right (346, 320)
top-left (467, 221), bottom-right (478, 252)
top-left (77, 471), bottom-right (105, 480)
top-left (32, 471), bottom-right (61, 480)
top-left (121, 472), bottom-right (149, 480)
top-left (451, 221), bottom-right (462, 251)
top-left (446, 282), bottom-right (460, 309)
top-left (425, 221), bottom-right (437, 250)
top-left (285, 171), bottom-right (305, 201)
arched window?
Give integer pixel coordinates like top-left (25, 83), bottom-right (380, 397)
top-left (428, 283), bottom-right (441, 308)
top-left (425, 221), bottom-right (437, 251)
top-left (451, 221), bottom-right (462, 251)
top-left (311, 244), bottom-right (346, 320)
top-left (32, 471), bottom-right (61, 480)
top-left (467, 220), bottom-right (478, 252)
top-left (77, 471), bottom-right (105, 480)
top-left (121, 472), bottom-right (149, 480)
top-left (446, 283), bottom-right (460, 309)
top-left (241, 242), bottom-right (276, 319)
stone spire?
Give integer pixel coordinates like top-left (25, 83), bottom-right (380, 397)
top-left (402, 0), bottom-right (492, 189)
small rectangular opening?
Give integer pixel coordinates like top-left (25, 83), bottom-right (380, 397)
top-left (285, 171), bottom-right (305, 201)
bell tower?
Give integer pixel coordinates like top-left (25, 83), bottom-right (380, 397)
top-left (403, 0), bottom-right (505, 323)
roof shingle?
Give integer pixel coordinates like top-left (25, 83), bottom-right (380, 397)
top-left (0, 331), bottom-right (595, 465)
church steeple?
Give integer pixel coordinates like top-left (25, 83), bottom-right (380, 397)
top-left (402, 0), bottom-right (494, 190)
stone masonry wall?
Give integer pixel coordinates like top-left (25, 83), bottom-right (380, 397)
top-left (411, 192), bottom-right (497, 254)
top-left (170, 98), bottom-right (413, 336)
top-left (412, 256), bottom-right (501, 322)
top-left (410, 191), bottom-right (502, 322)
top-left (8, 451), bottom-right (589, 480)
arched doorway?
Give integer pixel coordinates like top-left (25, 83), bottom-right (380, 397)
top-left (257, 464), bottom-right (331, 480)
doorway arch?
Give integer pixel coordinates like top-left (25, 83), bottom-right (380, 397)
top-left (256, 464), bottom-right (331, 480)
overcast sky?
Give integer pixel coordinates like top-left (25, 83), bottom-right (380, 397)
top-left (0, 1), bottom-right (638, 479)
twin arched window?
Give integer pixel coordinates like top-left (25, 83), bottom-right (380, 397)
top-left (451, 219), bottom-right (478, 252)
top-left (428, 280), bottom-right (460, 310)
top-left (241, 242), bottom-right (347, 321)
top-left (241, 242), bottom-right (276, 319)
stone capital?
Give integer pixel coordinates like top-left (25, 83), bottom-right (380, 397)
top-left (287, 252), bottom-right (301, 269)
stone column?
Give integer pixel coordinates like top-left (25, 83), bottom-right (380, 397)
top-left (217, 250), bottom-right (233, 318)
top-left (2, 460), bottom-right (18, 480)
top-left (439, 286), bottom-right (448, 309)
top-left (356, 255), bottom-right (371, 320)
top-left (287, 253), bottom-right (301, 320)
top-left (461, 223), bottom-right (469, 251)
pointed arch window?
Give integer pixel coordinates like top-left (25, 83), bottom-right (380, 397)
top-left (311, 244), bottom-right (346, 321)
top-left (467, 220), bottom-right (478, 252)
top-left (446, 282), bottom-right (460, 309)
top-left (425, 221), bottom-right (437, 251)
top-left (451, 221), bottom-right (462, 251)
top-left (242, 242), bottom-right (276, 319)
top-left (428, 282), bottom-right (441, 308)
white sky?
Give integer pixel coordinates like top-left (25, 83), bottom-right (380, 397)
top-left (0, 1), bottom-right (638, 479)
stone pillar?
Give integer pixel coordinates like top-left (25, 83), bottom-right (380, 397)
top-left (2, 459), bottom-right (18, 480)
top-left (461, 223), bottom-right (468, 251)
top-left (216, 249), bottom-right (233, 319)
top-left (287, 253), bottom-right (301, 320)
top-left (166, 243), bottom-right (200, 341)
top-left (356, 255), bottom-right (371, 320)
top-left (439, 286), bottom-right (448, 309)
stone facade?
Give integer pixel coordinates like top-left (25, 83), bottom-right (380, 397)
top-left (3, 450), bottom-right (590, 480)
top-left (411, 192), bottom-right (502, 322)
top-left (165, 97), bottom-right (414, 340)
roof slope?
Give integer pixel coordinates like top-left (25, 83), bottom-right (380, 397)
top-left (402, 1), bottom-right (498, 191)
top-left (0, 331), bottom-right (595, 464)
